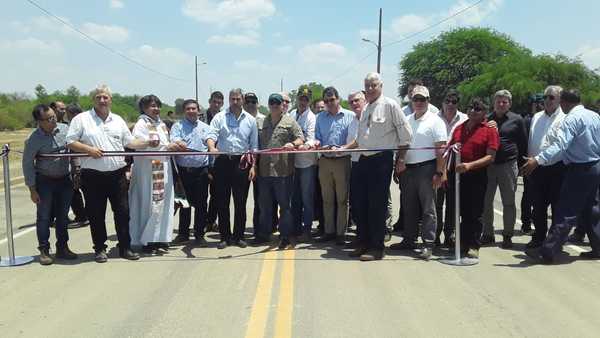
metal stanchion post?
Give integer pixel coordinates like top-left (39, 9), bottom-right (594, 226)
top-left (440, 151), bottom-right (478, 266)
top-left (1, 144), bottom-right (34, 267)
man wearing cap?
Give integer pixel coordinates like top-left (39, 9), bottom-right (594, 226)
top-left (402, 79), bottom-right (440, 116)
top-left (210, 88), bottom-right (258, 249)
top-left (390, 85), bottom-right (447, 260)
top-left (243, 92), bottom-right (268, 235)
top-left (314, 86), bottom-right (355, 245)
top-left (351, 72), bottom-right (412, 261)
top-left (66, 84), bottom-right (157, 263)
top-left (522, 89), bottom-right (600, 262)
top-left (289, 86), bottom-right (318, 242)
top-left (481, 89), bottom-right (528, 249)
top-left (255, 93), bottom-right (304, 248)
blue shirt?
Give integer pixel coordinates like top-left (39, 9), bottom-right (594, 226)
top-left (536, 105), bottom-right (600, 165)
top-left (210, 109), bottom-right (258, 153)
top-left (315, 109), bottom-right (355, 153)
top-left (170, 117), bottom-right (217, 168)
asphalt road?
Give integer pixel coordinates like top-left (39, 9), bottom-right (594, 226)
top-left (1, 178), bottom-right (599, 338)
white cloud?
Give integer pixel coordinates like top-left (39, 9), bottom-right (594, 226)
top-left (109, 0), bottom-right (124, 9)
top-left (81, 23), bottom-right (130, 43)
top-left (233, 59), bottom-right (269, 70)
top-left (299, 42), bottom-right (347, 64)
top-left (127, 45), bottom-right (192, 74)
top-left (0, 38), bottom-right (63, 55)
top-left (576, 44), bottom-right (600, 70)
top-left (182, 0), bottom-right (275, 29)
top-left (206, 31), bottom-right (259, 46)
top-left (275, 45), bottom-right (292, 54)
top-left (390, 14), bottom-right (431, 37)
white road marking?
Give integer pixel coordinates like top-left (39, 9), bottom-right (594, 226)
top-left (0, 226), bottom-right (36, 245)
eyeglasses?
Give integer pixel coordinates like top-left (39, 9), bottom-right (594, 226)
top-left (39, 116), bottom-right (57, 122)
top-left (246, 100), bottom-right (258, 104)
top-left (445, 99), bottom-right (458, 105)
top-left (412, 97), bottom-right (427, 103)
top-left (543, 95), bottom-right (555, 101)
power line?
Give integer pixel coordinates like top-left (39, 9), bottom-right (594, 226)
top-left (384, 0), bottom-right (486, 47)
top-left (25, 0), bottom-right (190, 83)
top-left (325, 50), bottom-right (377, 83)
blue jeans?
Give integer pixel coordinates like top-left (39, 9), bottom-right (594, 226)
top-left (257, 176), bottom-right (293, 239)
top-left (292, 166), bottom-right (316, 235)
top-left (35, 175), bottom-right (73, 249)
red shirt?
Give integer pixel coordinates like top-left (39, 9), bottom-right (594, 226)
top-left (449, 121), bottom-right (500, 163)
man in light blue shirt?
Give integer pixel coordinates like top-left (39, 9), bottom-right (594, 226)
top-left (170, 99), bottom-right (218, 246)
top-left (314, 86), bottom-right (355, 245)
top-left (209, 88), bottom-right (259, 249)
top-left (522, 89), bottom-right (600, 262)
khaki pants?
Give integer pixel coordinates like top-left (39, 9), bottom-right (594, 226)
top-left (318, 156), bottom-right (351, 236)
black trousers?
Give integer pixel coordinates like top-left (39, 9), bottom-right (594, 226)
top-left (71, 188), bottom-right (87, 220)
top-left (81, 167), bottom-right (131, 252)
top-left (178, 165), bottom-right (209, 238)
top-left (520, 176), bottom-right (534, 227)
top-left (355, 151), bottom-right (393, 250)
top-left (207, 167), bottom-right (218, 224)
top-left (214, 156), bottom-right (250, 242)
top-left (448, 169), bottom-right (487, 251)
top-left (435, 185), bottom-right (454, 240)
top-left (541, 161), bottom-right (600, 258)
top-left (530, 163), bottom-right (565, 242)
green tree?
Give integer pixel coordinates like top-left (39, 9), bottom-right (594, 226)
top-left (65, 86), bottom-right (81, 103)
top-left (398, 27), bottom-right (528, 106)
top-left (34, 84), bottom-right (49, 102)
top-left (289, 82), bottom-right (325, 109)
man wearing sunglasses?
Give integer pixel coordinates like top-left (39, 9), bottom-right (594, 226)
top-left (23, 104), bottom-right (78, 265)
top-left (434, 90), bottom-right (467, 248)
top-left (402, 79), bottom-right (439, 116)
top-left (521, 86), bottom-right (566, 249)
top-left (481, 89), bottom-right (528, 249)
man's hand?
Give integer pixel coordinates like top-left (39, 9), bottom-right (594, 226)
top-left (248, 166), bottom-right (256, 181)
top-left (30, 190), bottom-right (40, 204)
top-left (167, 142), bottom-right (186, 151)
top-left (455, 162), bottom-right (472, 174)
top-left (520, 157), bottom-right (539, 176)
top-left (393, 161), bottom-right (406, 184)
top-left (487, 120), bottom-right (498, 129)
top-left (298, 144), bottom-right (311, 150)
top-left (86, 146), bottom-right (103, 159)
top-left (147, 139), bottom-right (160, 148)
top-left (283, 142), bottom-right (295, 150)
top-left (432, 173), bottom-right (445, 189)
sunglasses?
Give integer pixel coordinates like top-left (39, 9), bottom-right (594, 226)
top-left (268, 100), bottom-right (282, 106)
top-left (543, 95), bottom-right (555, 100)
top-left (283, 100), bottom-right (291, 104)
top-left (246, 100), bottom-right (258, 104)
top-left (412, 97), bottom-right (427, 103)
top-left (445, 99), bottom-right (458, 105)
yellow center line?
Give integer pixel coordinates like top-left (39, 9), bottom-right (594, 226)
top-left (274, 249), bottom-right (295, 338)
top-left (245, 249), bottom-right (279, 338)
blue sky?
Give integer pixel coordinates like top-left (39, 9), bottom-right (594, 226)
top-left (2, 0), bottom-right (600, 107)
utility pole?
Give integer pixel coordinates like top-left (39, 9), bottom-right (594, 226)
top-left (280, 78), bottom-right (284, 92)
top-left (377, 8), bottom-right (382, 73)
top-left (195, 56), bottom-right (199, 102)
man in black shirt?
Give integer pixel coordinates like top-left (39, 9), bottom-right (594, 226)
top-left (481, 90), bottom-right (528, 248)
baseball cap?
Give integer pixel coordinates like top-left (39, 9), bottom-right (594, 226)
top-left (268, 93), bottom-right (283, 105)
top-left (245, 92), bottom-right (258, 102)
top-left (412, 85), bottom-right (430, 98)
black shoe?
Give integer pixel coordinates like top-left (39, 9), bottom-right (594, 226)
top-left (579, 251), bottom-right (600, 259)
top-left (252, 236), bottom-right (271, 245)
top-left (501, 236), bottom-right (513, 249)
top-left (525, 239), bottom-right (543, 249)
top-left (480, 234), bottom-right (496, 245)
top-left (525, 247), bottom-right (553, 264)
top-left (359, 249), bottom-right (384, 261)
top-left (568, 233), bottom-right (585, 244)
top-left (234, 239), bottom-right (248, 248)
top-left (217, 241), bottom-right (228, 249)
top-left (315, 233), bottom-right (336, 243)
top-left (349, 246), bottom-right (368, 258)
top-left (335, 236), bottom-right (346, 246)
top-left (95, 250), bottom-right (108, 263)
top-left (278, 238), bottom-right (290, 250)
top-left (298, 231), bottom-right (312, 243)
top-left (194, 237), bottom-right (208, 247)
top-left (170, 235), bottom-right (190, 246)
top-left (142, 245), bottom-right (156, 254)
top-left (38, 247), bottom-right (54, 265)
top-left (388, 240), bottom-right (417, 250)
top-left (55, 246), bottom-right (78, 260)
top-left (119, 248), bottom-right (140, 260)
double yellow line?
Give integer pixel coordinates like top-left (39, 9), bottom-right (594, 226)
top-left (245, 249), bottom-right (296, 338)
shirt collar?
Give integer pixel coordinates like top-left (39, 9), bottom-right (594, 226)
top-left (92, 108), bottom-right (113, 122)
top-left (226, 108), bottom-right (247, 120)
top-left (183, 116), bottom-right (198, 126)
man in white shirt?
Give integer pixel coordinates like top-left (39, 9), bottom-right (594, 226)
top-left (524, 85), bottom-right (566, 248)
top-left (435, 90), bottom-right (467, 247)
top-left (350, 72), bottom-right (413, 261)
top-left (66, 84), bottom-right (157, 263)
top-left (402, 79), bottom-right (440, 116)
top-left (390, 85), bottom-right (447, 260)
top-left (289, 86), bottom-right (318, 242)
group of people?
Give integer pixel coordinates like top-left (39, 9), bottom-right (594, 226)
top-left (22, 72), bottom-right (600, 265)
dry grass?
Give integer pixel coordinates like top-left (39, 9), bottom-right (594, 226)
top-left (0, 128), bottom-right (34, 180)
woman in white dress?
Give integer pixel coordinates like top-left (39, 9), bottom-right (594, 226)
top-left (129, 95), bottom-right (186, 253)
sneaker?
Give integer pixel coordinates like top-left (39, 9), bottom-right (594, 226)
top-left (95, 249), bottom-right (108, 263)
top-left (388, 240), bottom-right (417, 250)
top-left (501, 236), bottom-right (513, 249)
top-left (466, 248), bottom-right (479, 259)
top-left (480, 234), bottom-right (496, 245)
top-left (119, 248), bottom-right (140, 260)
top-left (170, 235), bottom-right (190, 246)
top-left (38, 247), bottom-right (54, 265)
top-left (55, 246), bottom-right (78, 260)
top-left (359, 249), bottom-right (384, 261)
top-left (217, 241), bottom-right (228, 249)
top-left (234, 239), bottom-right (248, 248)
top-left (417, 247), bottom-right (432, 260)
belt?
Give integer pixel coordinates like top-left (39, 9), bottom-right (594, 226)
top-left (359, 150), bottom-right (392, 160)
top-left (405, 158), bottom-right (436, 168)
top-left (321, 155), bottom-right (349, 160)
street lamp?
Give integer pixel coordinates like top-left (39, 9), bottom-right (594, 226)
top-left (195, 56), bottom-right (207, 102)
top-left (361, 8), bottom-right (382, 74)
